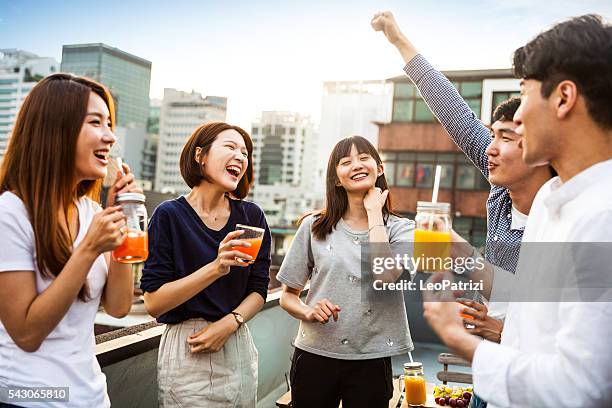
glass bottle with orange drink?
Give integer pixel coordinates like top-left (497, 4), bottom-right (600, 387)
top-left (413, 201), bottom-right (452, 272)
top-left (112, 193), bottom-right (149, 264)
top-left (403, 362), bottom-right (427, 406)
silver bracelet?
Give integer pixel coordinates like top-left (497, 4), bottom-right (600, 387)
top-left (368, 224), bottom-right (385, 232)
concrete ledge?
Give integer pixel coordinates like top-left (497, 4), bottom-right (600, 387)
top-left (94, 288), bottom-right (308, 367)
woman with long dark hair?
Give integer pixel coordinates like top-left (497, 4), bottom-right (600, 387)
top-left (0, 73), bottom-right (140, 407)
top-left (278, 136), bottom-right (415, 408)
top-left (140, 122), bottom-right (271, 407)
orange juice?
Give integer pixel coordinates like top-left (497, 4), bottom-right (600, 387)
top-left (413, 229), bottom-right (451, 272)
top-left (405, 376), bottom-right (427, 406)
top-left (232, 237), bottom-right (262, 263)
top-left (112, 229), bottom-right (148, 263)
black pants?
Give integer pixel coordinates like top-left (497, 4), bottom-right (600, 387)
top-left (290, 347), bottom-right (393, 408)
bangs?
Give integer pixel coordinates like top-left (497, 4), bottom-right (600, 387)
top-left (331, 136), bottom-right (381, 166)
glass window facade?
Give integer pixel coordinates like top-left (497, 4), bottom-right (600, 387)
top-left (392, 79), bottom-right (483, 122)
top-left (61, 45), bottom-right (151, 127)
top-left (491, 91), bottom-right (520, 122)
top-left (381, 151), bottom-right (489, 191)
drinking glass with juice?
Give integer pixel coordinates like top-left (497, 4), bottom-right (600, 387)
top-left (232, 224), bottom-right (264, 264)
top-left (413, 202), bottom-right (451, 272)
top-left (458, 291), bottom-right (484, 329)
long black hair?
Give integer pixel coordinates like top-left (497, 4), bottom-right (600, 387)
top-left (309, 135), bottom-right (398, 240)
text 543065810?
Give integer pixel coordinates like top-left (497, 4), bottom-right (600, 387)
top-left (0, 387), bottom-right (69, 403)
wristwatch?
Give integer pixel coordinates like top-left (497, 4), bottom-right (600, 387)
top-left (231, 311), bottom-right (244, 328)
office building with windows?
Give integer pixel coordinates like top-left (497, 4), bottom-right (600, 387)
top-left (155, 88), bottom-right (227, 194)
top-left (140, 99), bottom-right (161, 189)
top-left (378, 69), bottom-right (519, 246)
top-left (250, 111), bottom-right (320, 226)
top-left (61, 44), bottom-right (152, 178)
top-left (0, 49), bottom-right (59, 161)
top-left (61, 43), bottom-right (151, 128)
top-left (319, 80), bottom-right (392, 165)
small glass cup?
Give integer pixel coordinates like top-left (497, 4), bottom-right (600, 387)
top-left (232, 224), bottom-right (264, 264)
top-left (458, 291), bottom-right (484, 329)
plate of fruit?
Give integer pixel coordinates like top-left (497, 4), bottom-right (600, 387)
top-left (432, 384), bottom-right (472, 407)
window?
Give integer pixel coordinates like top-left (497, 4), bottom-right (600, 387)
top-left (380, 151), bottom-right (489, 191)
top-left (384, 162), bottom-right (396, 186)
top-left (456, 165), bottom-right (476, 189)
top-left (415, 163), bottom-right (433, 188)
top-left (392, 79), bottom-right (483, 122)
top-left (454, 80), bottom-right (483, 119)
top-left (460, 81), bottom-right (482, 98)
top-left (289, 127), bottom-right (296, 135)
top-left (414, 100), bottom-right (435, 122)
top-left (274, 125), bottom-right (284, 136)
top-left (396, 162), bottom-right (413, 187)
top-left (392, 81), bottom-right (435, 123)
top-left (439, 164), bottom-right (454, 188)
top-left (491, 91), bottom-right (520, 122)
top-left (466, 100), bottom-right (481, 118)
top-left (392, 100), bottom-right (413, 122)
top-left (394, 83), bottom-right (415, 98)
top-left (380, 152), bottom-right (397, 162)
top-left (252, 127), bottom-right (259, 135)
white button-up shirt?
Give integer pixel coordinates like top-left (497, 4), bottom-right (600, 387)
top-left (472, 159), bottom-right (612, 407)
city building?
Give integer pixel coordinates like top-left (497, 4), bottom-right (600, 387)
top-left (61, 43), bottom-right (151, 127)
top-left (250, 111), bottom-right (320, 226)
top-left (140, 99), bottom-right (161, 189)
top-left (0, 49), bottom-right (59, 161)
top-left (155, 88), bottom-right (227, 194)
top-left (319, 80), bottom-right (392, 165)
top-left (61, 43), bottom-right (152, 178)
top-left (378, 69), bottom-right (519, 247)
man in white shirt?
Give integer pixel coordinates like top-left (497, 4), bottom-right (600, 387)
top-left (422, 14), bottom-right (612, 407)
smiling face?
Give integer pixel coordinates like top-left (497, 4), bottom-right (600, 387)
top-left (484, 120), bottom-right (533, 188)
top-left (74, 92), bottom-right (116, 182)
top-left (198, 129), bottom-right (249, 192)
top-left (335, 144), bottom-right (383, 194)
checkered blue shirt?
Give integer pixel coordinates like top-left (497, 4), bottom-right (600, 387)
top-left (404, 54), bottom-right (523, 273)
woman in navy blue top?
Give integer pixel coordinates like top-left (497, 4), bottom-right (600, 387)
top-left (140, 122), bottom-right (271, 408)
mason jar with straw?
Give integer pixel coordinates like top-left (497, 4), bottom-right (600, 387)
top-left (413, 165), bottom-right (452, 272)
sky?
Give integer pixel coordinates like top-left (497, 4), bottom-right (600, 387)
top-left (1, 0), bottom-right (611, 130)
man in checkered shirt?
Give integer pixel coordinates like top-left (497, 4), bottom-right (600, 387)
top-left (372, 11), bottom-right (554, 280)
top-left (372, 11), bottom-right (557, 408)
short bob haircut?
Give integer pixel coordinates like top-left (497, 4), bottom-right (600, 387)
top-left (179, 121), bottom-right (253, 199)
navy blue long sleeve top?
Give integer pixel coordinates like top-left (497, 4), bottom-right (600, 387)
top-left (140, 196), bottom-right (271, 324)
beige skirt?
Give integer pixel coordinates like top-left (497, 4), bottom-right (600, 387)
top-left (157, 318), bottom-right (258, 408)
